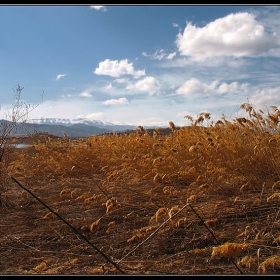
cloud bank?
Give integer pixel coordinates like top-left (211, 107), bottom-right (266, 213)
top-left (176, 12), bottom-right (280, 61)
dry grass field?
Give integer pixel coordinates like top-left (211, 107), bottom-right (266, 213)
top-left (1, 103), bottom-right (280, 275)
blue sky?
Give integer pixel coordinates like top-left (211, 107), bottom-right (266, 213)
top-left (1, 5), bottom-right (280, 126)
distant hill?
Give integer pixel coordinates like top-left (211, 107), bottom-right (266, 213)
top-left (29, 117), bottom-right (139, 132)
top-left (0, 119), bottom-right (113, 138)
top-left (29, 117), bottom-right (170, 131)
top-left (0, 118), bottom-right (171, 138)
top-left (33, 123), bottom-right (113, 138)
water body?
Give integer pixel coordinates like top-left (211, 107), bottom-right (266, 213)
top-left (12, 143), bottom-right (30, 148)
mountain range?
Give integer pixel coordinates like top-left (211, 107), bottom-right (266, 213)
top-left (1, 118), bottom-right (169, 138)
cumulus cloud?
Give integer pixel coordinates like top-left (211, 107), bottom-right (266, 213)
top-left (142, 49), bottom-right (176, 60)
top-left (127, 76), bottom-right (160, 95)
top-left (94, 59), bottom-right (145, 78)
top-left (79, 91), bottom-right (92, 97)
top-left (177, 78), bottom-right (217, 95)
top-left (103, 98), bottom-right (129, 105)
top-left (90, 6), bottom-right (107, 11)
top-left (176, 12), bottom-right (280, 60)
top-left (217, 81), bottom-right (250, 94)
top-left (177, 78), bottom-right (249, 96)
top-left (55, 74), bottom-right (67, 81)
top-left (250, 86), bottom-right (280, 107)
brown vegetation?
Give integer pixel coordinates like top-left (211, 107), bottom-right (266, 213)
top-left (1, 102), bottom-right (280, 274)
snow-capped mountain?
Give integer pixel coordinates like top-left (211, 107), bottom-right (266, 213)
top-left (29, 118), bottom-right (137, 131)
top-left (29, 118), bottom-right (171, 130)
top-left (30, 118), bottom-right (126, 127)
top-left (1, 117), bottom-right (173, 138)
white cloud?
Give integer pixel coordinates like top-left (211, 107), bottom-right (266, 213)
top-left (176, 12), bottom-right (280, 61)
top-left (94, 59), bottom-right (145, 78)
top-left (103, 98), bottom-right (129, 105)
top-left (166, 52), bottom-right (176, 60)
top-left (177, 78), bottom-right (249, 96)
top-left (55, 74), bottom-right (67, 81)
top-left (250, 86), bottom-right (280, 107)
top-left (79, 91), bottom-right (92, 97)
top-left (177, 78), bottom-right (216, 95)
top-left (142, 49), bottom-right (176, 60)
top-left (151, 49), bottom-right (166, 60)
top-left (90, 6), bottom-right (107, 12)
top-left (80, 112), bottom-right (105, 119)
top-left (127, 76), bottom-right (160, 95)
top-left (217, 81), bottom-right (249, 94)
